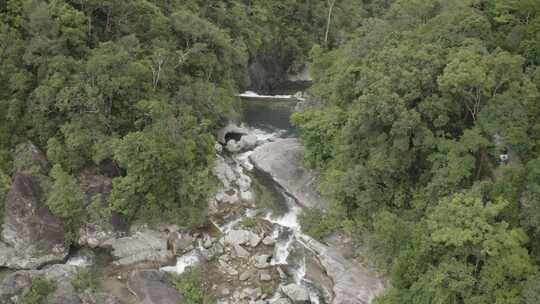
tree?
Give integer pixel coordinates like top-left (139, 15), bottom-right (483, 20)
top-left (110, 100), bottom-right (214, 228)
top-left (324, 0), bottom-right (336, 47)
top-left (382, 191), bottom-right (536, 304)
top-left (47, 164), bottom-right (85, 233)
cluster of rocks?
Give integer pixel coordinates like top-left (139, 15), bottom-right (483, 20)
top-left (0, 264), bottom-right (121, 304)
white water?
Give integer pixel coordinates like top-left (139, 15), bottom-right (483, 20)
top-left (161, 250), bottom-right (200, 275)
top-left (239, 91), bottom-right (296, 100)
top-left (215, 98), bottom-right (324, 302)
top-left (66, 255), bottom-right (91, 267)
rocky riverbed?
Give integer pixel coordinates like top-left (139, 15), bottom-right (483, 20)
top-left (0, 94), bottom-right (384, 304)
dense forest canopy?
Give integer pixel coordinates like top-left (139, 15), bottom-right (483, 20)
top-left (293, 0), bottom-right (540, 303)
top-left (1, 0), bottom-right (540, 303)
top-left (0, 0), bottom-right (361, 238)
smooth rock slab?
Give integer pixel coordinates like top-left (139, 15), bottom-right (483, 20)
top-left (105, 230), bottom-right (171, 266)
top-left (249, 138), bottom-right (324, 209)
top-left (127, 270), bottom-right (185, 304)
top-left (1, 172), bottom-right (68, 269)
top-left (301, 236), bottom-right (385, 304)
top-left (281, 284), bottom-right (310, 303)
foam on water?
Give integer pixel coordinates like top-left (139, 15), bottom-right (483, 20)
top-left (66, 255), bottom-right (91, 267)
top-left (161, 250), bottom-right (200, 275)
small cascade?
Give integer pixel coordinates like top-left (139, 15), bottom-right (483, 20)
top-left (161, 250), bottom-right (201, 275)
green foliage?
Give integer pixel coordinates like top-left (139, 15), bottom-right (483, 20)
top-left (169, 266), bottom-right (213, 304)
top-left (110, 101), bottom-right (214, 227)
top-left (20, 277), bottom-right (56, 304)
top-left (0, 0), bottom-right (365, 234)
top-left (294, 0), bottom-right (540, 301)
top-left (381, 191), bottom-right (536, 304)
top-left (71, 269), bottom-right (98, 293)
top-left (292, 107), bottom-right (345, 168)
top-left (0, 170), bottom-right (10, 229)
top-left (47, 164), bottom-right (85, 243)
top-left (299, 205), bottom-right (346, 241)
top-left (241, 217), bottom-right (258, 229)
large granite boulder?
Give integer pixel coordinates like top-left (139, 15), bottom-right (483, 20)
top-left (105, 230), bottom-right (172, 266)
top-left (249, 138), bottom-right (324, 209)
top-left (301, 236), bottom-right (384, 304)
top-left (0, 172), bottom-right (67, 269)
top-left (127, 270), bottom-right (185, 304)
top-left (217, 123), bottom-right (249, 144)
top-left (224, 229), bottom-right (261, 248)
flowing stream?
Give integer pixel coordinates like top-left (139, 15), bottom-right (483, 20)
top-left (167, 90), bottom-right (329, 303)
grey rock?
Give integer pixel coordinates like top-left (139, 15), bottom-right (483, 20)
top-left (213, 156), bottom-right (238, 189)
top-left (200, 243), bottom-right (224, 261)
top-left (254, 255), bottom-right (271, 269)
top-left (0, 172), bottom-right (68, 269)
top-left (106, 230), bottom-right (171, 266)
top-left (216, 188), bottom-right (240, 204)
top-left (262, 236), bottom-right (276, 246)
top-left (240, 134), bottom-right (258, 150)
top-left (281, 284), bottom-right (310, 303)
top-left (219, 260), bottom-right (239, 276)
top-left (233, 244), bottom-right (250, 259)
top-left (301, 236), bottom-right (385, 304)
top-left (250, 139), bottom-right (324, 209)
top-left (225, 230), bottom-right (261, 248)
top-left (240, 287), bottom-right (261, 301)
top-left (217, 123), bottom-right (248, 144)
top-left (239, 269), bottom-right (255, 281)
top-left (0, 264), bottom-right (81, 304)
top-left (259, 270), bottom-right (272, 281)
top-left (127, 270), bottom-right (185, 304)
top-left (171, 233), bottom-right (194, 255)
top-left (273, 298), bottom-right (293, 304)
top-left (237, 174), bottom-right (252, 192)
top-left (226, 139), bottom-right (242, 153)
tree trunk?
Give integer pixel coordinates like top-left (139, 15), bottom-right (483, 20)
top-left (324, 0), bottom-right (336, 48)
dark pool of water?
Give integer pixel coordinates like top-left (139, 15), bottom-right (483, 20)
top-left (241, 100), bottom-right (298, 136)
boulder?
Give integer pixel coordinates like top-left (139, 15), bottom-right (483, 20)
top-left (253, 254), bottom-right (271, 269)
top-left (233, 244), bottom-right (250, 259)
top-left (225, 229), bottom-right (261, 248)
top-left (301, 236), bottom-right (385, 304)
top-left (0, 172), bottom-right (67, 269)
top-left (249, 138), bottom-right (325, 209)
top-left (226, 134), bottom-right (259, 153)
top-left (217, 123), bottom-right (249, 144)
top-left (213, 156), bottom-right (238, 189)
top-left (281, 284), bottom-right (310, 304)
top-left (259, 270), bottom-right (272, 281)
top-left (127, 270), bottom-right (185, 304)
top-left (105, 230), bottom-right (172, 267)
top-left (239, 269), bottom-right (255, 281)
top-left (0, 264), bottom-right (105, 304)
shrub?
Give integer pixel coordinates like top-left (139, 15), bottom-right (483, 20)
top-left (20, 278), bottom-right (56, 304)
